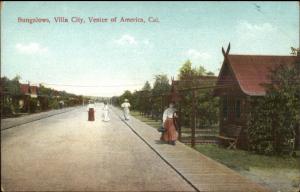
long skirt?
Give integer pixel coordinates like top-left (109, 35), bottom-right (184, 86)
top-left (103, 110), bottom-right (110, 121)
top-left (88, 108), bottom-right (95, 121)
top-left (123, 108), bottom-right (130, 120)
top-left (161, 118), bottom-right (178, 142)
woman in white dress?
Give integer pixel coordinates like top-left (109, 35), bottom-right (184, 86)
top-left (103, 101), bottom-right (110, 122)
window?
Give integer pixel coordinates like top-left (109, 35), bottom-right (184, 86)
top-left (235, 99), bottom-right (241, 119)
top-left (222, 97), bottom-right (228, 120)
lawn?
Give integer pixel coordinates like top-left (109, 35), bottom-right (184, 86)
top-left (131, 111), bottom-right (161, 129)
top-left (195, 144), bottom-right (300, 192)
top-left (195, 144), bottom-right (299, 170)
top-left (131, 110), bottom-right (300, 192)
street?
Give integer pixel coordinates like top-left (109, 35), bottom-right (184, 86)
top-left (1, 104), bottom-right (194, 191)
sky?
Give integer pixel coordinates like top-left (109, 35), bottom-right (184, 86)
top-left (1, 1), bottom-right (299, 97)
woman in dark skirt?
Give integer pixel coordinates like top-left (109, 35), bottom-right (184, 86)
top-left (87, 100), bottom-right (95, 121)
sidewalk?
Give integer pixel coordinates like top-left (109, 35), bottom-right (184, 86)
top-left (113, 107), bottom-right (271, 192)
top-left (1, 106), bottom-right (80, 130)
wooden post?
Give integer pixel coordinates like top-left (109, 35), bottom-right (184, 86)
top-left (178, 103), bottom-right (182, 141)
top-left (160, 95), bottom-right (163, 121)
top-left (191, 90), bottom-right (196, 148)
top-left (27, 82), bottom-right (30, 113)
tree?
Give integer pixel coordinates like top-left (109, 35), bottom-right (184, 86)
top-left (206, 71), bottom-right (215, 76)
top-left (248, 61), bottom-right (300, 155)
top-left (177, 61), bottom-right (219, 128)
top-left (151, 74), bottom-right (171, 120)
top-left (12, 74), bottom-right (21, 82)
top-left (1, 76), bottom-right (22, 116)
top-left (117, 90), bottom-right (133, 108)
top-left (179, 60), bottom-right (194, 79)
top-left (139, 81), bottom-right (152, 115)
top-left (152, 74), bottom-right (170, 94)
top-left (196, 66), bottom-right (206, 76)
top-left (179, 60), bottom-right (209, 80)
top-left (3, 75), bottom-right (21, 95)
top-left (142, 81), bottom-right (151, 91)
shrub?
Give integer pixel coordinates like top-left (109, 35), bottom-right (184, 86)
top-left (248, 62), bottom-right (300, 155)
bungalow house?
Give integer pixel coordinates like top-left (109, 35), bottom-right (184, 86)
top-left (20, 84), bottom-right (38, 97)
top-left (214, 45), bottom-right (300, 149)
top-left (19, 84), bottom-right (39, 112)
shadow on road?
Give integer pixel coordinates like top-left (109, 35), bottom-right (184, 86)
top-left (155, 140), bottom-right (169, 145)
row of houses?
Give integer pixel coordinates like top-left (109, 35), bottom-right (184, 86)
top-left (2, 83), bottom-right (49, 116)
top-left (1, 82), bottom-right (82, 117)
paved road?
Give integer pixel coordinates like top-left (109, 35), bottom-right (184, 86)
top-left (1, 104), bottom-right (194, 191)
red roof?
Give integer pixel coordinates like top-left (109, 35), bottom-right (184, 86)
top-left (20, 84), bottom-right (38, 95)
top-left (20, 84), bottom-right (30, 94)
top-left (217, 54), bottom-right (300, 96)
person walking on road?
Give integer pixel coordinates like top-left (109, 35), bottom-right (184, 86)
top-left (161, 102), bottom-right (178, 145)
top-left (121, 99), bottom-right (131, 121)
top-left (87, 100), bottom-right (95, 121)
top-left (103, 101), bottom-right (110, 122)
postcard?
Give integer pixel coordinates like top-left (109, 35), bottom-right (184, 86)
top-left (1, 1), bottom-right (299, 192)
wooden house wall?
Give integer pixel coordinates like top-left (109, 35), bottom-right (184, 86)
top-left (217, 62), bottom-right (250, 149)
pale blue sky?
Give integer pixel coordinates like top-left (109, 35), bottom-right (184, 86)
top-left (1, 1), bottom-right (299, 96)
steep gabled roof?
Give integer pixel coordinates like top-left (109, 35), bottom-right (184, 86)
top-left (20, 84), bottom-right (30, 94)
top-left (217, 54), bottom-right (299, 96)
top-left (20, 84), bottom-right (39, 95)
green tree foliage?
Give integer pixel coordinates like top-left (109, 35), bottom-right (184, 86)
top-left (195, 90), bottom-right (219, 127)
top-left (2, 75), bottom-right (21, 95)
top-left (29, 98), bottom-right (38, 113)
top-left (248, 61), bottom-right (300, 155)
top-left (116, 90), bottom-right (140, 111)
top-left (152, 74), bottom-right (171, 94)
top-left (39, 84), bottom-right (53, 97)
top-left (196, 66), bottom-right (207, 76)
top-left (138, 81), bottom-right (152, 115)
top-left (151, 74), bottom-right (171, 120)
top-left (39, 84), bottom-right (83, 108)
top-left (1, 75), bottom-right (22, 116)
top-left (117, 90), bottom-right (134, 108)
top-left (177, 60), bottom-right (219, 128)
top-left (130, 91), bottom-right (140, 111)
top-left (142, 81), bottom-right (151, 91)
top-left (178, 60), bottom-right (208, 80)
top-left (49, 98), bottom-right (59, 109)
top-left (206, 71), bottom-right (215, 76)
top-left (179, 60), bottom-right (194, 79)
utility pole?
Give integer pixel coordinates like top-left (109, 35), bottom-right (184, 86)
top-left (27, 81), bottom-right (31, 113)
top-left (191, 90), bottom-right (196, 148)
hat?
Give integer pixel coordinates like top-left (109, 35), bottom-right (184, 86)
top-left (124, 99), bottom-right (128, 102)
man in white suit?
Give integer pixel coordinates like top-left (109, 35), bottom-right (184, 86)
top-left (121, 99), bottom-right (131, 121)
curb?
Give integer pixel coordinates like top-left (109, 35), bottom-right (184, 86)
top-left (1, 107), bottom-right (79, 131)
